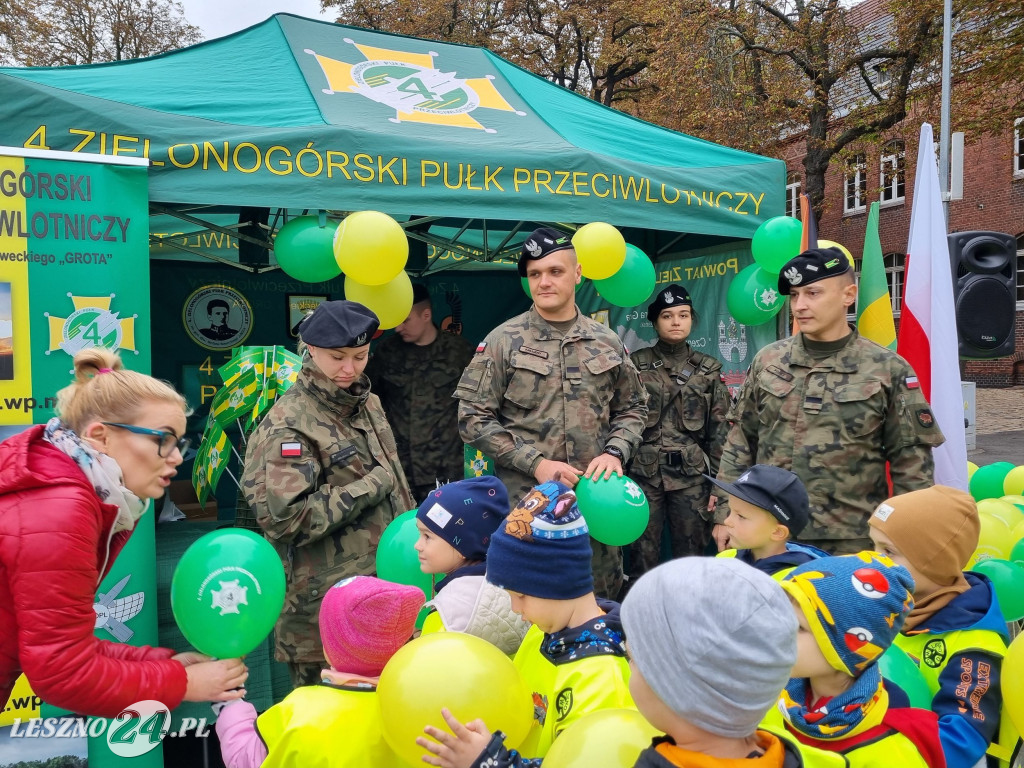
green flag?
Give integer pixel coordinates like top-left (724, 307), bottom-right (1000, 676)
top-left (464, 445), bottom-right (495, 478)
top-left (856, 202), bottom-right (897, 350)
top-left (218, 347), bottom-right (267, 387)
top-left (272, 347), bottom-right (303, 393)
top-left (210, 365), bottom-right (261, 427)
top-left (204, 420), bottom-right (233, 493)
top-left (191, 436), bottom-right (211, 506)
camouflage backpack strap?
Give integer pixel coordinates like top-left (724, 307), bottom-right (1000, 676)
top-left (631, 346), bottom-right (663, 372)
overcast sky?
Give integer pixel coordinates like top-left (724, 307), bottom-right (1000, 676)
top-left (180, 1), bottom-right (335, 41)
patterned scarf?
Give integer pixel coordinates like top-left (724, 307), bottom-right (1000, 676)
top-left (779, 664), bottom-right (889, 740)
top-left (43, 417), bottom-right (146, 535)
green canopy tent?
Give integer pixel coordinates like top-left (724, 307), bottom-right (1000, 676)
top-left (0, 13), bottom-right (785, 272)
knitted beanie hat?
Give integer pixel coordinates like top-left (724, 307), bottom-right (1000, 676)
top-left (868, 485), bottom-right (980, 584)
top-left (622, 558), bottom-right (798, 738)
top-left (486, 480), bottom-right (594, 600)
top-left (319, 576), bottom-right (424, 676)
top-left (416, 476), bottom-right (509, 561)
top-left (781, 553), bottom-right (915, 675)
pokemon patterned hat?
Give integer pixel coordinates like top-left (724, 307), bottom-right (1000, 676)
top-left (517, 227), bottom-right (574, 277)
top-left (777, 247), bottom-right (852, 295)
top-left (485, 480), bottom-right (594, 599)
top-left (781, 553), bottom-right (915, 675)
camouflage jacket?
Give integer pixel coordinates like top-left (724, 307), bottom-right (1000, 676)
top-left (455, 306), bottom-right (648, 505)
top-left (366, 329), bottom-right (474, 489)
top-left (242, 358), bottom-right (414, 664)
top-left (717, 328), bottom-right (944, 542)
top-left (629, 340), bottom-right (731, 491)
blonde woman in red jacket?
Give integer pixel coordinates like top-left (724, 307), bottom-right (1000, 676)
top-left (0, 348), bottom-right (248, 718)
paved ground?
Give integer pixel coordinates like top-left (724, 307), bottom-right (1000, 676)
top-left (969, 386), bottom-right (1024, 466)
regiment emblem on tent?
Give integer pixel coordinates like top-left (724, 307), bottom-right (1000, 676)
top-left (307, 39), bottom-right (526, 132)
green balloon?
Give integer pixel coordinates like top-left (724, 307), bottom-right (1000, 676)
top-left (970, 463), bottom-right (1014, 502)
top-left (751, 216), bottom-right (803, 274)
top-left (274, 215), bottom-right (342, 283)
top-left (878, 645), bottom-right (932, 708)
top-left (593, 244), bottom-right (656, 308)
top-left (171, 528), bottom-right (286, 658)
top-left (1010, 537), bottom-right (1024, 568)
top-left (970, 558), bottom-right (1024, 621)
top-left (727, 263), bottom-right (785, 326)
top-left (575, 474), bottom-right (650, 546)
top-left (375, 509), bottom-right (434, 601)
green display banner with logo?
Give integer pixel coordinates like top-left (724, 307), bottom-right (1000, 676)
top-left (0, 147), bottom-right (162, 766)
top-left (576, 243), bottom-right (778, 394)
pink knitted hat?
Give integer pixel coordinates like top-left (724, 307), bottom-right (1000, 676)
top-left (319, 576), bottom-right (424, 676)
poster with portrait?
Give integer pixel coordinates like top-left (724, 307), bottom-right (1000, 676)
top-left (183, 284), bottom-right (253, 351)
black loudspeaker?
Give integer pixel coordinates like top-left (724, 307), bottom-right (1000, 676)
top-left (948, 230), bottom-right (1017, 359)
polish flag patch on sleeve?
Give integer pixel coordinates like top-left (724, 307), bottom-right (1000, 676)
top-left (905, 376), bottom-right (919, 389)
top-left (475, 341), bottom-right (487, 354)
top-left (280, 441), bottom-right (302, 458)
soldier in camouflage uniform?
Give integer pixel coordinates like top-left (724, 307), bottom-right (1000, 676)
top-left (366, 284), bottom-right (474, 503)
top-left (628, 284), bottom-right (731, 577)
top-left (242, 301), bottom-right (414, 687)
top-left (716, 248), bottom-right (944, 555)
top-left (455, 227), bottom-right (648, 599)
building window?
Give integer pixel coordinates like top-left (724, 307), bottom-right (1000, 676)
top-left (1015, 118), bottom-right (1024, 176)
top-left (885, 252), bottom-right (905, 315)
top-left (845, 153), bottom-right (867, 214)
top-left (880, 140), bottom-right (906, 204)
top-left (872, 63), bottom-right (890, 87)
top-left (786, 171), bottom-right (801, 218)
top-left (1016, 234), bottom-right (1024, 305)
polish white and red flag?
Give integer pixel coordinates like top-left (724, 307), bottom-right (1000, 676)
top-left (897, 123), bottom-right (968, 490)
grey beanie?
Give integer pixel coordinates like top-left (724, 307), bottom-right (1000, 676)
top-left (621, 558), bottom-right (797, 738)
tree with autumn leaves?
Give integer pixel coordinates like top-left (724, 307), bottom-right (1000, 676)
top-left (323, 0), bottom-right (1023, 221)
top-left (0, 0), bottom-right (201, 66)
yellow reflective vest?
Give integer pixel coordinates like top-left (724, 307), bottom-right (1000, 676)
top-left (256, 683), bottom-right (404, 768)
top-left (513, 624), bottom-right (635, 758)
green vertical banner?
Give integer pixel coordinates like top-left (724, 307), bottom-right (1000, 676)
top-left (576, 243), bottom-right (777, 395)
top-left (0, 148), bottom-right (161, 766)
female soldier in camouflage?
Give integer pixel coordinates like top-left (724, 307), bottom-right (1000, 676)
top-left (628, 285), bottom-right (730, 579)
top-left (241, 301), bottom-right (414, 687)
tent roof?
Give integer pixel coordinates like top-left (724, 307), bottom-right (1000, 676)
top-left (0, 14), bottom-right (784, 245)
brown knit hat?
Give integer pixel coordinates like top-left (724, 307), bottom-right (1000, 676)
top-left (868, 486), bottom-right (979, 585)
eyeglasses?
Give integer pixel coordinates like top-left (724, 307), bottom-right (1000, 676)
top-left (101, 422), bottom-right (191, 458)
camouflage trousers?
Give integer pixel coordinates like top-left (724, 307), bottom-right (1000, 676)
top-left (630, 480), bottom-right (712, 579)
top-left (800, 536), bottom-right (874, 556)
top-left (288, 662), bottom-right (326, 690)
top-left (591, 539), bottom-right (624, 601)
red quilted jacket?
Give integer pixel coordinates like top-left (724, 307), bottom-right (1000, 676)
top-left (0, 426), bottom-right (187, 717)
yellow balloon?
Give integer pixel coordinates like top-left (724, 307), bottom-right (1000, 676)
top-left (1004, 466), bottom-right (1024, 496)
top-left (1001, 495), bottom-right (1024, 512)
top-left (967, 461), bottom-right (979, 480)
top-left (1002, 634), bottom-right (1024, 736)
top-left (572, 222), bottom-right (626, 280)
top-left (1011, 519), bottom-right (1024, 548)
top-left (966, 511), bottom-right (1013, 568)
top-left (542, 709), bottom-right (659, 768)
top-left (344, 271), bottom-right (413, 330)
top-left (818, 239), bottom-right (855, 269)
top-left (378, 632), bottom-right (534, 767)
top-left (334, 210), bottom-right (409, 285)
top-left (977, 499), bottom-right (1024, 531)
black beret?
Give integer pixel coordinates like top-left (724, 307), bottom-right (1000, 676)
top-left (295, 300), bottom-right (379, 348)
top-left (777, 247), bottom-right (853, 295)
top-left (517, 227), bottom-right (574, 277)
top-left (646, 284), bottom-right (692, 322)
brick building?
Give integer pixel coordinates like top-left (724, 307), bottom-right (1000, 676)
top-left (778, 5), bottom-right (1024, 386)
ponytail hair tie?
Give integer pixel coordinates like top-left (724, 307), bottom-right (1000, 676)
top-left (97, 368), bottom-right (113, 374)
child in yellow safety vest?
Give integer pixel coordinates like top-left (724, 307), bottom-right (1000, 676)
top-left (416, 479), bottom-right (634, 768)
top-left (215, 576), bottom-right (424, 768)
top-left (414, 476), bottom-right (530, 655)
top-left (869, 485), bottom-right (1012, 768)
top-left (770, 553), bottom-right (946, 768)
